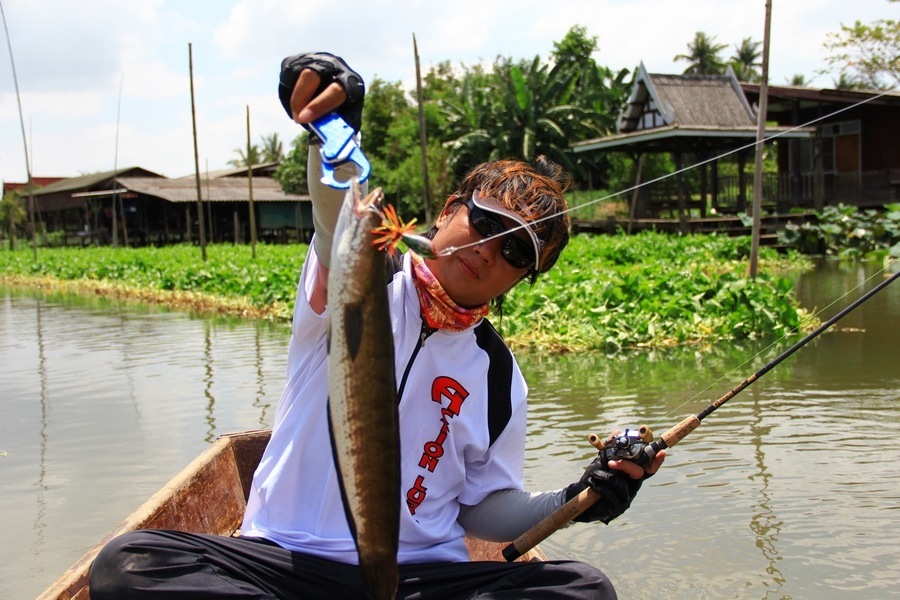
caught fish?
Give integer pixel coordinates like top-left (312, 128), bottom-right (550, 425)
top-left (327, 181), bottom-right (400, 600)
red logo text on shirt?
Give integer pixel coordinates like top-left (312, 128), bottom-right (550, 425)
top-left (405, 376), bottom-right (468, 515)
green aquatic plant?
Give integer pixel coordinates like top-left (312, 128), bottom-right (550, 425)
top-left (0, 234), bottom-right (813, 352)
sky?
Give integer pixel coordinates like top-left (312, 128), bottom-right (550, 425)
top-left (0, 0), bottom-right (894, 185)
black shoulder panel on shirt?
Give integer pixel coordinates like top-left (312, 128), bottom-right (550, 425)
top-left (474, 319), bottom-right (514, 447)
top-left (386, 252), bottom-right (403, 279)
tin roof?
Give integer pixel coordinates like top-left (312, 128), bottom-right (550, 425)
top-left (117, 177), bottom-right (309, 203)
top-left (31, 167), bottom-right (163, 196)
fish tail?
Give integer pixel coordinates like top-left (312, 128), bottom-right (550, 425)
top-left (360, 559), bottom-right (399, 600)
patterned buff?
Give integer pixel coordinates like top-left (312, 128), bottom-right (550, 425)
top-left (410, 252), bottom-right (489, 332)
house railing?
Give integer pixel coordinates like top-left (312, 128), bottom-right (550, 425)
top-left (634, 168), bottom-right (898, 217)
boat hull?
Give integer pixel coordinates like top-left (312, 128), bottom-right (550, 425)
top-left (39, 430), bottom-right (546, 599)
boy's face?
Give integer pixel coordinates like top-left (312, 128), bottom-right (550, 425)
top-left (425, 201), bottom-right (533, 308)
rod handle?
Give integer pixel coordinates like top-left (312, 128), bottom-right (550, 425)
top-left (659, 414), bottom-right (701, 449)
top-left (502, 487), bottom-right (601, 561)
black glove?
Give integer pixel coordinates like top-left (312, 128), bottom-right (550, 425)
top-left (278, 52), bottom-right (365, 132)
top-left (563, 455), bottom-right (647, 524)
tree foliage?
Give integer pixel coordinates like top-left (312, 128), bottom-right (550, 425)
top-left (260, 133), bottom-right (284, 162)
top-left (229, 133), bottom-right (285, 168)
top-left (824, 6), bottom-right (899, 90)
top-left (273, 25), bottom-right (632, 222)
top-left (1, 191), bottom-right (26, 245)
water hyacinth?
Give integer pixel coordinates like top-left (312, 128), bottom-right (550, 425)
top-left (0, 234), bottom-right (814, 352)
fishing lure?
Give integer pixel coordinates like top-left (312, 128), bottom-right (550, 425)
top-left (371, 204), bottom-right (438, 258)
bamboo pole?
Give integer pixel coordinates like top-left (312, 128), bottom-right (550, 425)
top-left (749, 0), bottom-right (772, 278)
top-left (112, 75), bottom-right (124, 247)
top-left (189, 43), bottom-right (208, 262)
top-left (627, 154), bottom-right (644, 234)
top-left (246, 105), bottom-right (257, 258)
top-left (1, 0), bottom-right (37, 259)
top-left (413, 34), bottom-right (432, 224)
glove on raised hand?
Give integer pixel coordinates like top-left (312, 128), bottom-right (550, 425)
top-left (278, 52), bottom-right (365, 132)
top-left (563, 454), bottom-right (646, 524)
top-left (278, 52), bottom-right (367, 268)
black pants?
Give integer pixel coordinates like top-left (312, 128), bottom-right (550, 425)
top-left (89, 530), bottom-right (616, 599)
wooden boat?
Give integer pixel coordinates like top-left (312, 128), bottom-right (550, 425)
top-left (40, 429), bottom-right (546, 599)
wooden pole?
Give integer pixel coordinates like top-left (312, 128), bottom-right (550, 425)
top-left (189, 43), bottom-right (208, 261)
top-left (246, 105), bottom-right (257, 258)
top-left (413, 34), bottom-right (432, 224)
top-left (627, 154), bottom-right (644, 234)
top-left (749, 0), bottom-right (772, 278)
top-left (118, 192), bottom-right (129, 246)
top-left (113, 75), bottom-right (124, 248)
top-left (8, 191), bottom-right (15, 250)
top-left (1, 0), bottom-right (37, 259)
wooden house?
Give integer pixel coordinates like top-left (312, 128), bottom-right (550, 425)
top-left (20, 165), bottom-right (310, 246)
top-left (572, 63), bottom-right (900, 224)
top-left (572, 63), bottom-right (812, 221)
top-left (741, 83), bottom-right (900, 210)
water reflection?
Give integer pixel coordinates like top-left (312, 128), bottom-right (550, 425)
top-left (33, 301), bottom-right (50, 569)
top-left (0, 287), bottom-right (291, 599)
top-left (2, 261), bottom-right (897, 600)
top-left (518, 262), bottom-right (899, 599)
top-left (747, 386), bottom-right (785, 599)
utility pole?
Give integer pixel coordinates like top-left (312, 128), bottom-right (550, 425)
top-left (749, 0), bottom-right (772, 278)
top-left (189, 43), bottom-right (208, 261)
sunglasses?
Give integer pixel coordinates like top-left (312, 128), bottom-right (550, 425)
top-left (464, 197), bottom-right (537, 271)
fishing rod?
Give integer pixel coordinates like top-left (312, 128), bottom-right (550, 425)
top-left (502, 268), bottom-right (900, 562)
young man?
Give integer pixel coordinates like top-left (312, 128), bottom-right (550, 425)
top-left (89, 52), bottom-right (664, 599)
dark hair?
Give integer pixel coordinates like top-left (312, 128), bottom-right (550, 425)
top-left (426, 156), bottom-right (572, 312)
top-left (455, 156), bottom-right (571, 280)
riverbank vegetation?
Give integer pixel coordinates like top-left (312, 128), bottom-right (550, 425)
top-left (778, 202), bottom-right (900, 259)
top-left (0, 232), bottom-right (814, 352)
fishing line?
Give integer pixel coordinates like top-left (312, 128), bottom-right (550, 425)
top-left (424, 86), bottom-right (899, 419)
top-left (411, 86), bottom-right (900, 427)
top-left (649, 263), bottom-right (894, 429)
top-left (502, 267), bottom-right (900, 562)
top-left (436, 88), bottom-right (899, 255)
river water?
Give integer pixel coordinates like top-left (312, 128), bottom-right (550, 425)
top-left (1, 262), bottom-right (897, 599)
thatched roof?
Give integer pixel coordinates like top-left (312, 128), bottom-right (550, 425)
top-left (617, 64), bottom-right (756, 132)
top-left (573, 63), bottom-right (812, 154)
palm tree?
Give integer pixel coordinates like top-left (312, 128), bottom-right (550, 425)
top-left (260, 133), bottom-right (284, 162)
top-left (675, 32), bottom-right (728, 75)
top-left (731, 37), bottom-right (762, 82)
top-left (228, 144), bottom-right (262, 168)
top-left (786, 74), bottom-right (809, 86)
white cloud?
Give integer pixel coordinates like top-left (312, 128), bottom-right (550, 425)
top-left (0, 0), bottom-right (895, 183)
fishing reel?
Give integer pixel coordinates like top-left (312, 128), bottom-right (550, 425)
top-left (589, 425), bottom-right (656, 468)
